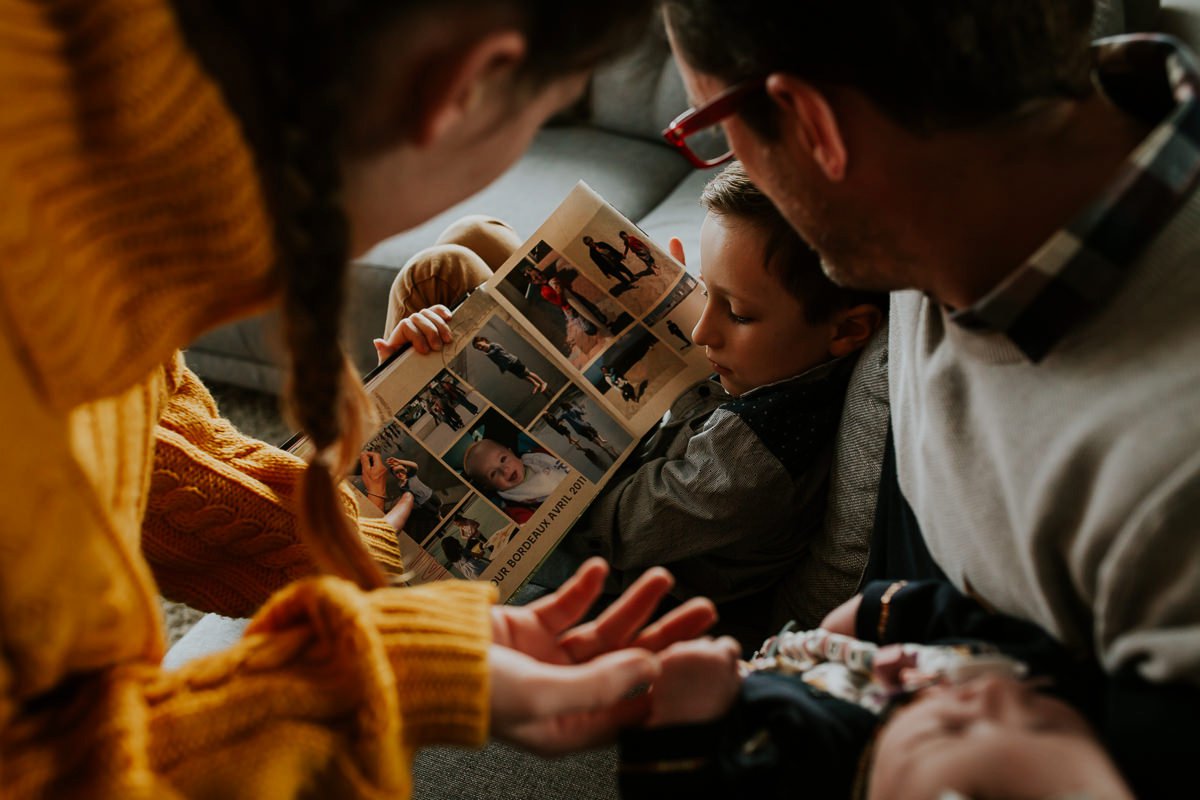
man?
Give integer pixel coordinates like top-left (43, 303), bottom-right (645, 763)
top-left (663, 2), bottom-right (1200, 795)
top-left (583, 234), bottom-right (640, 285)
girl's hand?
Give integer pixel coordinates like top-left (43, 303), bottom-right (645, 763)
top-left (488, 558), bottom-right (720, 754)
top-left (491, 558), bottom-right (717, 665)
top-left (373, 305), bottom-right (453, 361)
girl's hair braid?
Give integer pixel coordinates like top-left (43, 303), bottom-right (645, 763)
top-left (205, 0), bottom-right (389, 589)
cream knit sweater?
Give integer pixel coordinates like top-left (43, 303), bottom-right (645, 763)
top-left (889, 187), bottom-right (1200, 684)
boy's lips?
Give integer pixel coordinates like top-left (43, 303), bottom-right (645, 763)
top-left (709, 359), bottom-right (731, 376)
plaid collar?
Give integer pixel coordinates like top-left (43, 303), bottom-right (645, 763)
top-left (950, 34), bottom-right (1200, 362)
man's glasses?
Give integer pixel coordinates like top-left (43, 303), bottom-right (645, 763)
top-left (661, 78), bottom-right (765, 169)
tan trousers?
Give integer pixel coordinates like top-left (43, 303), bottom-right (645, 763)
top-left (382, 215), bottom-right (523, 337)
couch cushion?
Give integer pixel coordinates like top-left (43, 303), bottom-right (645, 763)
top-left (1161, 0), bottom-right (1200, 45)
top-left (635, 168), bottom-right (713, 273)
top-left (188, 125), bottom-right (695, 387)
top-left (360, 127), bottom-right (690, 268)
top-left (587, 14), bottom-right (689, 143)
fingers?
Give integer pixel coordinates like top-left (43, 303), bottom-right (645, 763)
top-left (377, 307), bottom-right (455, 360)
top-left (668, 236), bottom-right (686, 265)
top-left (409, 308), bottom-right (453, 352)
top-left (646, 636), bottom-right (743, 728)
top-left (373, 338), bottom-right (393, 365)
top-left (630, 596), bottom-right (718, 653)
top-left (525, 557), bottom-right (609, 634)
top-left (359, 452), bottom-right (371, 471)
top-left (559, 566), bottom-right (674, 662)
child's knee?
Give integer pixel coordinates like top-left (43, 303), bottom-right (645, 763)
top-left (435, 215), bottom-right (522, 271)
top-left (391, 243), bottom-right (492, 313)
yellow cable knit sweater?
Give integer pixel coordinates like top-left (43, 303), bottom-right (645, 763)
top-left (0, 0), bottom-right (494, 796)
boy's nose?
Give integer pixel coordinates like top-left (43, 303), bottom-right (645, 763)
top-left (691, 310), bottom-right (720, 350)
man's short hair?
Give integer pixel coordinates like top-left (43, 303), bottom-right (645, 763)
top-left (663, 0), bottom-right (1095, 134)
top-left (701, 161), bottom-right (885, 322)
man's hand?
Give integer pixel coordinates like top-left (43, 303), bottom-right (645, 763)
top-left (373, 304), bottom-right (453, 362)
top-left (488, 558), bottom-right (718, 754)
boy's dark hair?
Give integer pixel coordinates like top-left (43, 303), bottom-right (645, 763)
top-left (663, 0), bottom-right (1094, 136)
top-left (701, 162), bottom-right (885, 322)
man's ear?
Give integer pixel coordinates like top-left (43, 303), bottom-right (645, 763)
top-left (828, 303), bottom-right (883, 358)
top-left (764, 73), bottom-right (848, 181)
top-left (414, 30), bottom-right (527, 147)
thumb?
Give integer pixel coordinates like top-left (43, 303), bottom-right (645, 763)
top-left (373, 338), bottom-right (392, 364)
top-left (668, 237), bottom-right (687, 266)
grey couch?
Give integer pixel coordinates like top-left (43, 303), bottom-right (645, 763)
top-left (185, 20), bottom-right (708, 394)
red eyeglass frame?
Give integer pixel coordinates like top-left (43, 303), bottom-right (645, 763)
top-left (662, 78), bottom-right (765, 169)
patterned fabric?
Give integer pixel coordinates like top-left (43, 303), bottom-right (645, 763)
top-left (951, 35), bottom-right (1200, 362)
top-left (723, 355), bottom-right (855, 475)
top-left (745, 628), bottom-right (1026, 715)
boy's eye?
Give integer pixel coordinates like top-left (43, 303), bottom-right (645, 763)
top-left (729, 312), bottom-right (753, 324)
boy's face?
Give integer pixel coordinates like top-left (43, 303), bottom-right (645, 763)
top-left (466, 440), bottom-right (525, 491)
top-left (693, 213), bottom-right (833, 396)
top-left (869, 676), bottom-right (1132, 800)
top-left (472, 339), bottom-right (488, 351)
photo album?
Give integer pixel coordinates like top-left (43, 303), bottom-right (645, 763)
top-left (290, 183), bottom-right (712, 601)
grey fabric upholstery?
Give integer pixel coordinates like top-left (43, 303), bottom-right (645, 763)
top-left (771, 324), bottom-right (890, 631)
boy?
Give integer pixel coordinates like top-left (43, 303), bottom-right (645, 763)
top-left (619, 578), bottom-right (1133, 800)
top-left (567, 161), bottom-right (885, 647)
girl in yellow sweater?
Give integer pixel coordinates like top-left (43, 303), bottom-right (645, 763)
top-left (0, 1), bottom-right (730, 796)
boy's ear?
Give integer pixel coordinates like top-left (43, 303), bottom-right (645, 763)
top-left (413, 30), bottom-right (527, 147)
top-left (764, 73), bottom-right (847, 181)
top-left (828, 304), bottom-right (883, 358)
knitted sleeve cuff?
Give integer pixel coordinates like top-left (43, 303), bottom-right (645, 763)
top-left (369, 580), bottom-right (497, 749)
top-left (359, 516), bottom-right (406, 573)
top-left (336, 482), bottom-right (406, 573)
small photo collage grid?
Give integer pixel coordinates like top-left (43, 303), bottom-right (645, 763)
top-left (351, 323), bottom-right (634, 582)
top-left (351, 210), bottom-right (699, 581)
top-left (496, 207), bottom-right (701, 420)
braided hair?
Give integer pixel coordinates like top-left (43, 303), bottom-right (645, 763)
top-left (173, 0), bottom-right (654, 590)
